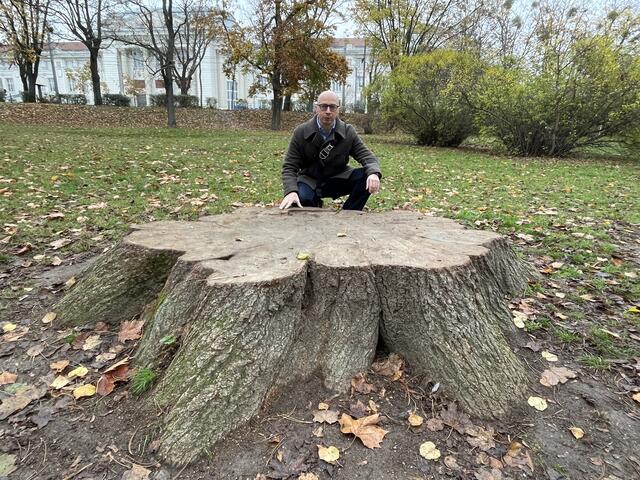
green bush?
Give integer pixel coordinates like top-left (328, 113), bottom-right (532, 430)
top-left (55, 93), bottom-right (87, 105)
top-left (0, 89), bottom-right (5, 102)
top-left (471, 36), bottom-right (640, 157)
top-left (103, 93), bottom-right (131, 107)
top-left (380, 50), bottom-right (482, 146)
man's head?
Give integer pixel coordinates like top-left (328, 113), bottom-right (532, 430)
top-left (314, 91), bottom-right (340, 130)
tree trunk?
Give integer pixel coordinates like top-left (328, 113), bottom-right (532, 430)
top-left (54, 208), bottom-right (532, 466)
top-left (178, 77), bottom-right (191, 95)
top-left (89, 48), bottom-right (102, 106)
top-left (283, 94), bottom-right (292, 111)
top-left (163, 68), bottom-right (177, 128)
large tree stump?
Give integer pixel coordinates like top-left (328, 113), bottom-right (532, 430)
top-left (54, 208), bottom-right (531, 465)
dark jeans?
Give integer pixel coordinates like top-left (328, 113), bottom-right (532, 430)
top-left (297, 168), bottom-right (371, 211)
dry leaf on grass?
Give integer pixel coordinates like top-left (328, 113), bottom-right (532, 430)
top-left (632, 392), bottom-right (640, 404)
top-left (540, 367), bottom-right (577, 387)
top-left (118, 320), bottom-right (144, 343)
top-left (317, 445), bottom-right (340, 464)
top-left (0, 371), bottom-right (17, 386)
top-left (419, 441), bottom-right (441, 460)
top-left (512, 311), bottom-right (527, 329)
top-left (50, 375), bottom-right (70, 390)
top-left (339, 413), bottom-right (388, 449)
top-left (541, 351), bottom-right (558, 362)
top-left (2, 323), bottom-right (16, 332)
top-left (68, 366), bottom-right (88, 379)
top-left (313, 410), bottom-right (339, 424)
top-left (41, 312), bottom-right (56, 324)
top-left (82, 334), bottom-right (102, 351)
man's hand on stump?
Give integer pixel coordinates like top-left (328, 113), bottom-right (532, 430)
top-left (366, 174), bottom-right (380, 194)
top-left (279, 192), bottom-right (302, 210)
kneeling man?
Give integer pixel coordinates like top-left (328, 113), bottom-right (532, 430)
top-left (279, 91), bottom-right (382, 211)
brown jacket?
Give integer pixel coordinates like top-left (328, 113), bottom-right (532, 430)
top-left (282, 116), bottom-right (381, 196)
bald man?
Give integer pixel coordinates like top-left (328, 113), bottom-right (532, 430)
top-left (279, 91), bottom-right (382, 211)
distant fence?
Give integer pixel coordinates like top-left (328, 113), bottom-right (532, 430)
top-left (0, 104), bottom-right (372, 133)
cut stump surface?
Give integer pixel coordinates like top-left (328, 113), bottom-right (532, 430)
top-left (54, 207), bottom-right (531, 465)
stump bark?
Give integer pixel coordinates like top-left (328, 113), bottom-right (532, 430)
top-left (54, 208), bottom-right (532, 465)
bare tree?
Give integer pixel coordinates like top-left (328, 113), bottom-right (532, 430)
top-left (173, 0), bottom-right (217, 96)
top-left (0, 0), bottom-right (52, 102)
top-left (50, 0), bottom-right (112, 105)
top-left (108, 0), bottom-right (186, 127)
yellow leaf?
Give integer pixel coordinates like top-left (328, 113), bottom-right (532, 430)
top-left (317, 445), bottom-right (340, 463)
top-left (2, 323), bottom-right (17, 333)
top-left (627, 306), bottom-right (639, 314)
top-left (541, 351), bottom-right (558, 362)
top-left (512, 311), bottom-right (526, 329)
top-left (632, 392), bottom-right (640, 403)
top-left (297, 252), bottom-right (310, 261)
top-left (408, 412), bottom-right (424, 427)
top-left (317, 402), bottom-right (329, 410)
top-left (539, 367), bottom-right (577, 387)
top-left (68, 366), bottom-right (88, 379)
top-left (50, 375), bottom-right (70, 390)
top-left (298, 474), bottom-right (319, 480)
top-left (569, 427), bottom-right (584, 439)
top-left (65, 276), bottom-right (76, 287)
top-left (41, 312), bottom-right (56, 324)
top-left (73, 384), bottom-right (96, 399)
top-left (336, 232), bottom-right (347, 237)
top-left (419, 441), bottom-right (441, 460)
top-left (527, 396), bottom-right (548, 411)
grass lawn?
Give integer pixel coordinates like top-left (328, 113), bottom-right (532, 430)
top-left (1, 123), bottom-right (639, 360)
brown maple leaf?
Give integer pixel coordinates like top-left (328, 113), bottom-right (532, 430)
top-left (118, 320), bottom-right (144, 343)
top-left (339, 413), bottom-right (388, 449)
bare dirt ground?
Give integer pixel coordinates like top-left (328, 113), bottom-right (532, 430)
top-left (1, 225), bottom-right (639, 480)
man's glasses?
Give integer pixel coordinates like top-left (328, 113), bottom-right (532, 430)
top-left (316, 103), bottom-right (339, 112)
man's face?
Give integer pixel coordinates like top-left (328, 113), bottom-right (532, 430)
top-left (314, 93), bottom-right (340, 129)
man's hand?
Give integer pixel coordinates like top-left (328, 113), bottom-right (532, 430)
top-left (279, 192), bottom-right (302, 210)
top-left (366, 174), bottom-right (380, 194)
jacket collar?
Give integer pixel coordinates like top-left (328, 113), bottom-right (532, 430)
top-left (303, 115), bottom-right (347, 140)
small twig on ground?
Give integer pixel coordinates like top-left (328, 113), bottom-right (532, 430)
top-left (62, 462), bottom-right (93, 480)
top-left (341, 435), bottom-right (358, 452)
top-left (20, 439), bottom-right (32, 463)
top-left (174, 463), bottom-right (189, 479)
top-left (128, 426), bottom-right (141, 456)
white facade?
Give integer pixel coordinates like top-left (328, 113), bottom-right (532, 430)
top-left (0, 38), bottom-right (371, 110)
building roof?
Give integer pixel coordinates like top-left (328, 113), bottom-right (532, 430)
top-left (52, 42), bottom-right (88, 52)
top-left (332, 38), bottom-right (365, 48)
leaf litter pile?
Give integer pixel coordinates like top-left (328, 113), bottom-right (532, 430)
top-left (0, 121), bottom-right (639, 479)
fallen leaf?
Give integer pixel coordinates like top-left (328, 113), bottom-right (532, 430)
top-left (96, 374), bottom-right (116, 396)
top-left (444, 455), bottom-right (460, 470)
top-left (339, 413), bottom-right (388, 449)
top-left (2, 326), bottom-right (29, 342)
top-left (41, 312), bottom-right (56, 324)
top-left (118, 320), bottom-right (144, 342)
top-left (68, 366), bottom-right (88, 379)
top-left (50, 375), bottom-right (70, 389)
top-left (569, 426), bottom-right (584, 439)
top-left (317, 445), bottom-right (340, 464)
top-left (95, 352), bottom-right (117, 363)
top-left (419, 441), bottom-right (441, 460)
top-left (633, 393), bottom-right (640, 404)
top-left (317, 402), bottom-right (329, 410)
top-left (50, 360), bottom-right (70, 372)
top-left (2, 323), bottom-right (16, 333)
top-left (0, 371), bottom-right (17, 385)
top-left (527, 396), bottom-right (548, 411)
top-left (475, 467), bottom-right (503, 480)
top-left (551, 261), bottom-right (564, 269)
top-left (104, 357), bottom-right (130, 373)
top-left (51, 256), bottom-right (62, 266)
top-left (297, 252), bottom-right (310, 260)
top-left (371, 353), bottom-right (403, 380)
top-left (298, 474), bottom-right (319, 480)
top-left (0, 453), bottom-right (17, 476)
top-left (49, 238), bottom-right (71, 249)
top-left (439, 402), bottom-right (472, 434)
top-left (466, 426), bottom-right (496, 451)
top-left (312, 425), bottom-right (323, 437)
top-left (65, 276), bottom-right (76, 287)
top-left (73, 384), bottom-right (96, 399)
top-left (82, 334), bottom-right (102, 351)
top-left (313, 410), bottom-right (339, 424)
top-left (540, 367), bottom-right (577, 387)
top-left (31, 406), bottom-right (54, 428)
top-left (336, 232), bottom-right (347, 238)
top-left (541, 351), bottom-right (558, 362)
top-left (408, 412), bottom-right (423, 427)
top-left (0, 385), bottom-right (47, 420)
top-left (121, 464), bottom-right (151, 480)
top-left (512, 311), bottom-right (527, 329)
top-left (503, 441), bottom-right (534, 473)
top-left (26, 345), bottom-right (44, 357)
top-left (351, 373), bottom-right (375, 394)
top-left (425, 417), bottom-right (444, 431)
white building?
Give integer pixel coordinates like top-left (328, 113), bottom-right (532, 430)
top-left (0, 38), bottom-right (372, 110)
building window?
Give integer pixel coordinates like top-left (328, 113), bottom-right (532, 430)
top-left (331, 81), bottom-right (342, 93)
top-left (47, 77), bottom-right (56, 92)
top-left (226, 79), bottom-right (236, 109)
top-left (132, 50), bottom-right (144, 77)
top-left (6, 78), bottom-right (15, 92)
